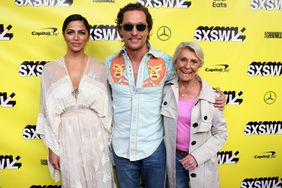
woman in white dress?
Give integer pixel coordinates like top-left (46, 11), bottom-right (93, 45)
top-left (36, 14), bottom-right (116, 188)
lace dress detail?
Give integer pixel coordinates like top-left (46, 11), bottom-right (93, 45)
top-left (36, 57), bottom-right (115, 188)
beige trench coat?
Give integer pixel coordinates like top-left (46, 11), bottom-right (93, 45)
top-left (161, 76), bottom-right (227, 188)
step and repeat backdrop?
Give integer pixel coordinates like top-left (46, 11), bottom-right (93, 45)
top-left (0, 0), bottom-right (281, 188)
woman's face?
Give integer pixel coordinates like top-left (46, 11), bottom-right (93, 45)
top-left (63, 20), bottom-right (89, 53)
top-left (175, 48), bottom-right (202, 82)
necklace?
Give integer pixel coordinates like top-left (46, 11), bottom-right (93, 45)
top-left (180, 93), bottom-right (189, 97)
top-left (72, 88), bottom-right (79, 99)
top-left (179, 88), bottom-right (190, 97)
top-left (66, 55), bottom-right (86, 99)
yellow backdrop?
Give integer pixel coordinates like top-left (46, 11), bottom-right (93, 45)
top-left (0, 0), bottom-right (281, 187)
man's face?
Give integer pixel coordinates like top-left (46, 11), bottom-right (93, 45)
top-left (119, 10), bottom-right (149, 52)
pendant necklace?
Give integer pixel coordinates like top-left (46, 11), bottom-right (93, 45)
top-left (180, 93), bottom-right (189, 97)
top-left (69, 55), bottom-right (86, 99)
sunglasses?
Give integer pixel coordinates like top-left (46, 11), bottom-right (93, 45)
top-left (121, 23), bottom-right (148, 32)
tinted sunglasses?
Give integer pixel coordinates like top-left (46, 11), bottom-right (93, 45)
top-left (121, 23), bottom-right (148, 32)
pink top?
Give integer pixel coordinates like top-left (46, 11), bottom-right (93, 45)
top-left (176, 98), bottom-right (197, 152)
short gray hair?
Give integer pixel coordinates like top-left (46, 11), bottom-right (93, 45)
top-left (172, 42), bottom-right (204, 66)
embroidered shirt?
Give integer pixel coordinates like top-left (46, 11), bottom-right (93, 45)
top-left (106, 44), bottom-right (175, 161)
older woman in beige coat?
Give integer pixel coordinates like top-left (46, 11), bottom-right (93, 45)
top-left (161, 42), bottom-right (227, 188)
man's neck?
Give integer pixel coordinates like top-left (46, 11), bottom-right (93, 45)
top-left (126, 45), bottom-right (149, 63)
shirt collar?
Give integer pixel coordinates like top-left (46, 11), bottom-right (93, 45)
top-left (120, 43), bottom-right (159, 58)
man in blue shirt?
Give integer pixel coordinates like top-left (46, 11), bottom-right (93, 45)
top-left (105, 3), bottom-right (225, 188)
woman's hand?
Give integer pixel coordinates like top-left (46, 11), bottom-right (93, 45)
top-left (48, 148), bottom-right (60, 171)
top-left (180, 155), bottom-right (198, 171)
top-left (214, 87), bottom-right (226, 111)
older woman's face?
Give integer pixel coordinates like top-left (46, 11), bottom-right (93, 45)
top-left (175, 48), bottom-right (201, 82)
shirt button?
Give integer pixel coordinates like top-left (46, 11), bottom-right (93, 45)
top-left (163, 101), bottom-right (167, 105)
top-left (192, 123), bottom-right (198, 128)
top-left (191, 141), bottom-right (196, 145)
top-left (204, 116), bottom-right (208, 120)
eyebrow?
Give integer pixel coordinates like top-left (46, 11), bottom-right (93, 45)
top-left (65, 28), bottom-right (87, 31)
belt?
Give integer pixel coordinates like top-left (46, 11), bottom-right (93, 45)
top-left (176, 149), bottom-right (188, 158)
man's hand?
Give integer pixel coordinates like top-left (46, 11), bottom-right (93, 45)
top-left (214, 87), bottom-right (226, 111)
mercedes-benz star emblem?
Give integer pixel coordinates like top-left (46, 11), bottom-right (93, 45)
top-left (157, 26), bottom-right (171, 41)
top-left (264, 91), bottom-right (276, 105)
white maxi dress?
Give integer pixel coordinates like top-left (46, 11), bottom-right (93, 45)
top-left (36, 57), bottom-right (115, 188)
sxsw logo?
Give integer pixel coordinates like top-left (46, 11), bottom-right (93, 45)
top-left (217, 151), bottom-right (239, 165)
top-left (23, 125), bottom-right (41, 140)
top-left (241, 177), bottom-right (282, 188)
top-left (224, 91), bottom-right (243, 105)
top-left (15, 0), bottom-right (73, 6)
top-left (0, 155), bottom-right (22, 170)
top-left (137, 0), bottom-right (191, 8)
top-left (251, 0), bottom-right (282, 10)
top-left (248, 61), bottom-right (282, 76)
top-left (0, 92), bottom-right (16, 108)
top-left (194, 26), bottom-right (246, 42)
top-left (30, 185), bottom-right (61, 188)
top-left (0, 24), bottom-right (13, 41)
top-left (244, 121), bottom-right (282, 135)
top-left (18, 60), bottom-right (48, 77)
top-left (90, 25), bottom-right (121, 41)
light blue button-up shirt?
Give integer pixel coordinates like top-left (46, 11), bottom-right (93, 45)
top-left (106, 44), bottom-right (175, 161)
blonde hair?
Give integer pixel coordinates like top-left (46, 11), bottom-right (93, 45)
top-left (172, 42), bottom-right (204, 66)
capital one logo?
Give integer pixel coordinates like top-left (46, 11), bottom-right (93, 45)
top-left (15, 0), bottom-right (73, 6)
top-left (137, 0), bottom-right (191, 8)
top-left (254, 151), bottom-right (276, 159)
top-left (0, 92), bottom-right (16, 108)
top-left (205, 64), bottom-right (230, 72)
top-left (0, 24), bottom-right (13, 40)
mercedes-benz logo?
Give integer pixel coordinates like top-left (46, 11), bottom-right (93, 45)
top-left (264, 91), bottom-right (276, 105)
top-left (157, 26), bottom-right (171, 41)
